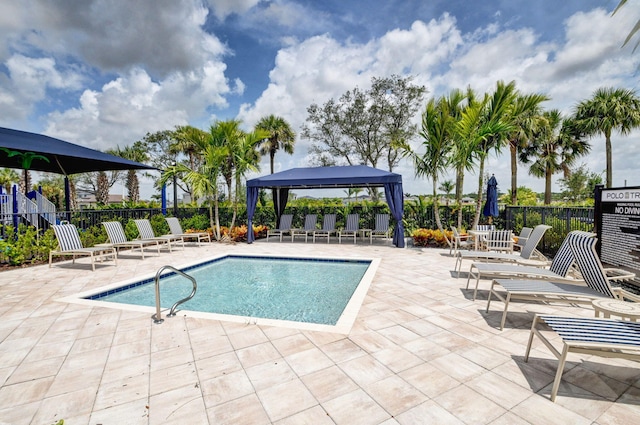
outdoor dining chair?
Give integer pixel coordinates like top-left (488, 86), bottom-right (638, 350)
top-left (50, 223), bottom-right (117, 271)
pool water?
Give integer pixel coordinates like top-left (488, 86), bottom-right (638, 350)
top-left (88, 255), bottom-right (372, 326)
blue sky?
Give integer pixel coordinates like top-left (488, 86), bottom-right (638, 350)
top-left (1, 0), bottom-right (639, 199)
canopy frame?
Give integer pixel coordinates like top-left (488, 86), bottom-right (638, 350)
top-left (246, 165), bottom-right (405, 247)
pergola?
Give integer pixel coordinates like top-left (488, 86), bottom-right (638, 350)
top-left (246, 165), bottom-right (405, 247)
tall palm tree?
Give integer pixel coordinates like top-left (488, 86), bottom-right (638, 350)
top-left (520, 110), bottom-right (591, 204)
top-left (171, 125), bottom-right (208, 201)
top-left (0, 168), bottom-right (19, 193)
top-left (506, 92), bottom-right (549, 204)
top-left (438, 180), bottom-right (454, 207)
top-left (574, 87), bottom-right (640, 187)
top-left (227, 129), bottom-right (266, 232)
top-left (399, 95), bottom-right (455, 239)
top-left (111, 143), bottom-right (149, 203)
top-left (255, 115), bottom-right (296, 174)
top-left (457, 81), bottom-right (516, 228)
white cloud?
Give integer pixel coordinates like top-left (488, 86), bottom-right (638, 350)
top-left (44, 63), bottom-right (232, 150)
top-left (207, 0), bottom-right (260, 21)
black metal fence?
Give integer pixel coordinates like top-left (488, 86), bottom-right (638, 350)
top-left (2, 204), bottom-right (596, 256)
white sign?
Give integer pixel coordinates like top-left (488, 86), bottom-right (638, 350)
top-left (602, 189), bottom-right (640, 203)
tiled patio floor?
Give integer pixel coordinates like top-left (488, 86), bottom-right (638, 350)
top-left (0, 239), bottom-right (638, 424)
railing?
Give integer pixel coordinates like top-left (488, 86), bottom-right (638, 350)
top-left (15, 192), bottom-right (38, 227)
top-left (34, 191), bottom-right (57, 224)
top-left (0, 194), bottom-right (11, 224)
top-left (152, 265), bottom-right (197, 324)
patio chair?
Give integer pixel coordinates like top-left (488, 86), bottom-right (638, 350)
top-left (475, 224), bottom-right (495, 231)
top-left (165, 217), bottom-right (211, 246)
top-left (486, 232), bottom-right (636, 330)
top-left (50, 223), bottom-right (117, 271)
top-left (339, 214), bottom-right (359, 244)
top-left (133, 219), bottom-right (184, 252)
top-left (478, 229), bottom-right (514, 253)
top-left (525, 314), bottom-right (640, 402)
top-left (513, 227), bottom-right (532, 251)
top-left (467, 230), bottom-right (592, 300)
top-left (266, 214), bottom-right (294, 242)
top-left (454, 224), bottom-right (551, 275)
top-left (368, 213), bottom-right (391, 244)
top-left (291, 214), bottom-right (317, 242)
top-left (102, 221), bottom-right (162, 259)
top-left (312, 214), bottom-right (337, 243)
top-left (450, 226), bottom-right (473, 255)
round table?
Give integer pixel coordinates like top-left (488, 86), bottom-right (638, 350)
top-left (592, 299), bottom-right (640, 321)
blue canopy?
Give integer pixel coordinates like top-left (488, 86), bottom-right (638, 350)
top-left (246, 165), bottom-right (405, 247)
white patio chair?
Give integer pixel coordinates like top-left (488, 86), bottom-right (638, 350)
top-left (312, 214), bottom-right (337, 243)
top-left (103, 221), bottom-right (162, 259)
top-left (368, 213), bottom-right (391, 244)
top-left (165, 217), bottom-right (211, 246)
top-left (133, 219), bottom-right (184, 252)
top-left (266, 214), bottom-right (294, 242)
top-left (291, 214), bottom-right (317, 242)
top-left (339, 214), bottom-right (359, 244)
top-left (50, 223), bottom-right (117, 271)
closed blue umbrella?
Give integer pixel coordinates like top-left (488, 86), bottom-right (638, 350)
top-left (483, 175), bottom-right (499, 219)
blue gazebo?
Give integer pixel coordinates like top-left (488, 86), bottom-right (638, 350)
top-left (246, 165), bottom-right (405, 247)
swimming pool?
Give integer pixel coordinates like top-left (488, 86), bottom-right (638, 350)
top-left (61, 254), bottom-right (380, 333)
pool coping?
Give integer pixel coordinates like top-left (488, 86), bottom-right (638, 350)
top-left (56, 252), bottom-right (381, 334)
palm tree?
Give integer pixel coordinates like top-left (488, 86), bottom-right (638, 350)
top-left (438, 180), bottom-right (455, 206)
top-left (0, 168), bottom-right (19, 193)
top-left (255, 115), bottom-right (296, 174)
top-left (520, 110), bottom-right (591, 204)
top-left (227, 129), bottom-right (266, 232)
top-left (400, 95), bottom-right (455, 239)
top-left (457, 81), bottom-right (516, 228)
top-left (574, 87), bottom-right (640, 187)
top-left (111, 143), bottom-right (149, 203)
top-left (171, 125), bottom-right (208, 201)
top-left (506, 92), bottom-right (549, 204)
top-left (96, 171), bottom-right (109, 204)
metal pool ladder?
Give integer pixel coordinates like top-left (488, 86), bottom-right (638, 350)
top-left (152, 265), bottom-right (197, 324)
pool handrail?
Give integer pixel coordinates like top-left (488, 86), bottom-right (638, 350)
top-left (152, 265), bottom-right (197, 324)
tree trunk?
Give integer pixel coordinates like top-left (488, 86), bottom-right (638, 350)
top-left (605, 132), bottom-right (612, 188)
top-left (432, 176), bottom-right (450, 247)
top-left (510, 142), bottom-right (518, 205)
top-left (545, 167), bottom-right (552, 204)
top-left (456, 167), bottom-right (464, 228)
top-left (473, 157), bottom-right (486, 229)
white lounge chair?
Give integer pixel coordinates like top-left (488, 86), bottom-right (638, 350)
top-left (486, 232), bottom-right (636, 330)
top-left (165, 217), bottom-right (211, 246)
top-left (312, 214), bottom-right (337, 243)
top-left (50, 223), bottom-right (117, 271)
top-left (339, 214), bottom-right (359, 244)
top-left (103, 221), bottom-right (162, 259)
top-left (368, 213), bottom-right (391, 244)
top-left (525, 314), bottom-right (640, 402)
top-left (513, 227), bottom-right (532, 251)
top-left (267, 214), bottom-right (293, 242)
top-left (133, 219), bottom-right (184, 252)
top-left (455, 224), bottom-right (551, 275)
top-left (466, 230), bottom-right (590, 300)
top-left (291, 214), bottom-right (317, 242)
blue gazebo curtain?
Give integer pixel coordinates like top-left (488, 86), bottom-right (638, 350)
top-left (384, 182), bottom-right (405, 248)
